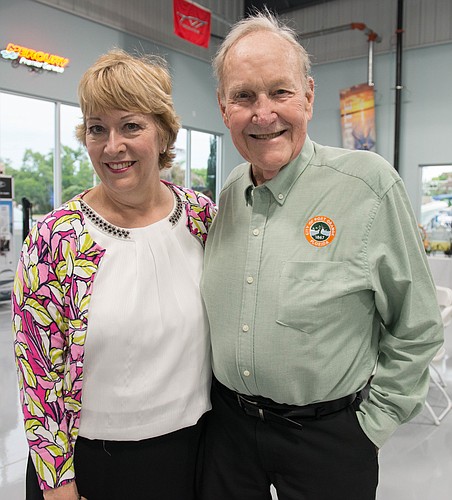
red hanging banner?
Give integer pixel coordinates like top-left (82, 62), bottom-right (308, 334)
top-left (173, 0), bottom-right (211, 48)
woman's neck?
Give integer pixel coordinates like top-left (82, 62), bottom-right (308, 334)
top-left (82, 181), bottom-right (174, 228)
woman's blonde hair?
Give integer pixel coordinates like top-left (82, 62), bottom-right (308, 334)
top-left (76, 48), bottom-right (180, 170)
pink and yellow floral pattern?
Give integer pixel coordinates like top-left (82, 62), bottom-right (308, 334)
top-left (12, 183), bottom-right (216, 490)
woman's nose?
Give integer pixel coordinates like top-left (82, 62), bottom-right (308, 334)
top-left (104, 130), bottom-right (126, 155)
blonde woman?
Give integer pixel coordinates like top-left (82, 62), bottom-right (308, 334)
top-left (13, 49), bottom-right (216, 500)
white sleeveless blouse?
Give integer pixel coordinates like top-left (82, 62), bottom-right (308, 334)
top-left (78, 191), bottom-right (211, 440)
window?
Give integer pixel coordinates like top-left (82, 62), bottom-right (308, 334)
top-left (0, 93), bottom-right (93, 214)
top-left (0, 91), bottom-right (222, 271)
top-left (0, 92), bottom-right (92, 268)
top-left (420, 164), bottom-right (452, 253)
top-left (0, 92), bottom-right (55, 213)
top-left (164, 127), bottom-right (187, 186)
top-left (162, 127), bottom-right (220, 202)
top-left (60, 104), bottom-right (95, 204)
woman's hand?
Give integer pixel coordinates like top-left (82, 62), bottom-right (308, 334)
top-left (42, 481), bottom-right (87, 500)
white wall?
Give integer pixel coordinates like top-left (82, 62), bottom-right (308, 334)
top-left (0, 0), bottom-right (242, 186)
top-left (308, 42), bottom-right (452, 217)
top-left (2, 0), bottom-right (452, 216)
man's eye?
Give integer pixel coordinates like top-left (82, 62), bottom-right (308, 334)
top-left (234, 92), bottom-right (251, 101)
top-left (274, 89), bottom-right (290, 96)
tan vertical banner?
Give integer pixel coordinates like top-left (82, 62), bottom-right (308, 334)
top-left (340, 83), bottom-right (376, 151)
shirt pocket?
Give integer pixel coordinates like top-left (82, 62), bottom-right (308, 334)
top-left (276, 261), bottom-right (350, 333)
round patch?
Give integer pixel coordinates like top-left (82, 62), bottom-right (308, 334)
top-left (304, 216), bottom-right (336, 247)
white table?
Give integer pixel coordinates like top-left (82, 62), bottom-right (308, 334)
top-left (427, 255), bottom-right (452, 289)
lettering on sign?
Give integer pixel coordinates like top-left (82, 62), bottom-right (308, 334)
top-left (1, 42), bottom-right (70, 74)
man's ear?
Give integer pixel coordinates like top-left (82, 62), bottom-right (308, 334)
top-left (305, 77), bottom-right (315, 118)
top-left (218, 92), bottom-right (230, 129)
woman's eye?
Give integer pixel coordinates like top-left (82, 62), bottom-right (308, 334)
top-left (87, 125), bottom-right (104, 135)
top-left (125, 122), bottom-right (141, 131)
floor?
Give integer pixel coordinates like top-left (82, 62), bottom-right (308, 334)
top-left (2, 298), bottom-right (452, 500)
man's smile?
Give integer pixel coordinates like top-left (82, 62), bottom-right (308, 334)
top-left (249, 130), bottom-right (286, 140)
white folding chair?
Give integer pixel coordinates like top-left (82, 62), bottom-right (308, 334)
top-left (436, 285), bottom-right (452, 314)
top-left (424, 286), bottom-right (452, 425)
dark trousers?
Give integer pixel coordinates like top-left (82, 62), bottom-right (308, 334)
top-left (199, 382), bottom-right (379, 500)
top-left (26, 415), bottom-right (205, 500)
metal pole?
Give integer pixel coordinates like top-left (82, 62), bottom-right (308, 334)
top-left (186, 130), bottom-right (192, 188)
top-left (298, 22), bottom-right (381, 42)
top-left (367, 38), bottom-right (374, 87)
top-left (297, 23), bottom-right (360, 39)
top-left (22, 197), bottom-right (32, 241)
top-left (54, 102), bottom-right (62, 207)
top-left (394, 0), bottom-right (404, 171)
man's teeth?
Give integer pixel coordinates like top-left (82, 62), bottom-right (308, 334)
top-left (107, 162), bottom-right (133, 170)
top-left (251, 131), bottom-right (283, 139)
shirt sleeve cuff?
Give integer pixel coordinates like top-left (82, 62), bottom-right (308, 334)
top-left (356, 399), bottom-right (400, 449)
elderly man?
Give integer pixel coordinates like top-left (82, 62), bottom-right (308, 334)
top-left (199, 10), bottom-right (443, 500)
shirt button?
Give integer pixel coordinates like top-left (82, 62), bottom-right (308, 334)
top-left (242, 324), bottom-right (249, 332)
top-left (278, 193), bottom-right (284, 200)
top-left (252, 228), bottom-right (260, 236)
top-left (243, 370), bottom-right (250, 377)
top-left (246, 276), bottom-right (254, 284)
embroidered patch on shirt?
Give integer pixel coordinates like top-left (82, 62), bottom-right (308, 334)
top-left (304, 216), bottom-right (336, 247)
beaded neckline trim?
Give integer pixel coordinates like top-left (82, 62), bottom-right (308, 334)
top-left (168, 189), bottom-right (184, 226)
top-left (79, 201), bottom-right (131, 239)
top-left (78, 187), bottom-right (184, 240)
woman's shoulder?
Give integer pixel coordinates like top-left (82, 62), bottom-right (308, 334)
top-left (40, 197), bottom-right (81, 223)
top-left (163, 180), bottom-right (216, 210)
top-left (29, 192), bottom-right (88, 243)
top-left (162, 181), bottom-right (217, 244)
top-left (24, 191), bottom-right (105, 265)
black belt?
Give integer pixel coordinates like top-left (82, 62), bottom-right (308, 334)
top-left (214, 378), bottom-right (358, 430)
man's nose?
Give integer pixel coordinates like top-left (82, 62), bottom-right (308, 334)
top-left (252, 95), bottom-right (276, 127)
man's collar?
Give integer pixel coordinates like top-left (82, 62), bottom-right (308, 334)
top-left (243, 136), bottom-right (314, 206)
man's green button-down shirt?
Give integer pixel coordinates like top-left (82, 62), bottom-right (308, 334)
top-left (201, 137), bottom-right (443, 447)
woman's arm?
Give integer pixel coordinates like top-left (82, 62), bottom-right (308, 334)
top-left (12, 219), bottom-right (75, 491)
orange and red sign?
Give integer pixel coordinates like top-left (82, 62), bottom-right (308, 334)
top-left (1, 42), bottom-right (69, 73)
top-left (173, 0), bottom-right (211, 48)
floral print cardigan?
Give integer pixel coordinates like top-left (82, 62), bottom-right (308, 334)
top-left (12, 181), bottom-right (216, 491)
